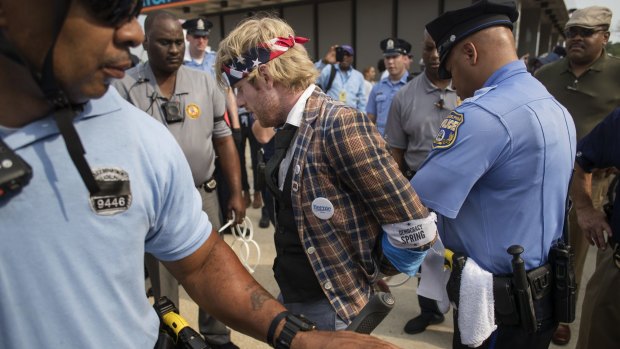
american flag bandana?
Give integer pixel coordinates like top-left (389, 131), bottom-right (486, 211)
top-left (222, 34), bottom-right (309, 86)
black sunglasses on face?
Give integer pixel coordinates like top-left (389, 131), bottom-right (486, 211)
top-left (82, 0), bottom-right (143, 27)
top-left (564, 27), bottom-right (605, 39)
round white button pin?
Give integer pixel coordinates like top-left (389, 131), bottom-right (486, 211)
top-left (311, 197), bottom-right (334, 220)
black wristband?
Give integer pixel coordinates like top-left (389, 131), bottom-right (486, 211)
top-left (267, 311), bottom-right (289, 347)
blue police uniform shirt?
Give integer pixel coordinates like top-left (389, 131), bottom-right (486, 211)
top-left (412, 60), bottom-right (576, 274)
top-left (184, 50), bottom-right (217, 76)
top-left (317, 64), bottom-right (367, 111)
top-left (366, 72), bottom-right (409, 136)
top-left (576, 107), bottom-right (620, 244)
top-left (0, 87), bottom-right (211, 348)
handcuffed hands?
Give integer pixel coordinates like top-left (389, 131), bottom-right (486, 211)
top-left (381, 213), bottom-right (438, 275)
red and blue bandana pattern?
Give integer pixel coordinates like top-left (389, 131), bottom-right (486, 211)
top-left (222, 35), bottom-right (309, 86)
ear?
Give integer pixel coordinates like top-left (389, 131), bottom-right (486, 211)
top-left (602, 31), bottom-right (610, 46)
top-left (462, 41), bottom-right (478, 66)
top-left (257, 64), bottom-right (274, 88)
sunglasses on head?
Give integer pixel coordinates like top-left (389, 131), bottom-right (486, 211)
top-left (564, 26), bottom-right (605, 39)
top-left (82, 0), bottom-right (143, 27)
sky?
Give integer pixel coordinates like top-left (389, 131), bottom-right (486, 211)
top-left (566, 0), bottom-right (620, 42)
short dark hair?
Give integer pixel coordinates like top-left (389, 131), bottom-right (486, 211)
top-left (144, 10), bottom-right (178, 35)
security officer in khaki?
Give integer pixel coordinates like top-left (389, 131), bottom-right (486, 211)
top-left (113, 10), bottom-right (244, 349)
top-left (535, 6), bottom-right (620, 345)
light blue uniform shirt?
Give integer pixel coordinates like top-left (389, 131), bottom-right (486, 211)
top-left (0, 88), bottom-right (211, 348)
top-left (317, 64), bottom-right (366, 112)
top-left (366, 72), bottom-right (409, 136)
top-left (412, 60), bottom-right (576, 274)
top-left (184, 50), bottom-right (217, 76)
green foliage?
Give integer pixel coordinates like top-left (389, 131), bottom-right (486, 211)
top-left (606, 42), bottom-right (620, 57)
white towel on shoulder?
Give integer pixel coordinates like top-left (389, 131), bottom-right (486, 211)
top-left (459, 258), bottom-right (496, 348)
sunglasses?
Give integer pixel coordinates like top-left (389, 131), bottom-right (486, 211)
top-left (82, 0), bottom-right (143, 27)
top-left (564, 27), bottom-right (605, 39)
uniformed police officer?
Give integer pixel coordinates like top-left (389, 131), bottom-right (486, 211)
top-left (113, 11), bottom-right (244, 349)
top-left (413, 1), bottom-right (576, 348)
top-left (366, 37), bottom-right (412, 136)
top-left (535, 7), bottom-right (620, 344)
top-left (182, 17), bottom-right (215, 74)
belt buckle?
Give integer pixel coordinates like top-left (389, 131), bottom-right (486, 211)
top-left (204, 178), bottom-right (217, 192)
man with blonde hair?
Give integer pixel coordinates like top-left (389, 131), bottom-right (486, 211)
top-left (216, 15), bottom-right (437, 336)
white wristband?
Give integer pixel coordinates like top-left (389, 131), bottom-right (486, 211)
top-left (383, 212), bottom-right (438, 250)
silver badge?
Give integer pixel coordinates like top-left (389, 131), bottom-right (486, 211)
top-left (387, 39), bottom-right (394, 50)
top-left (89, 167), bottom-right (132, 216)
top-left (197, 19), bottom-right (205, 30)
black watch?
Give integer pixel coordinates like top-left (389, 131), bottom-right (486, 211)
top-left (274, 313), bottom-right (316, 349)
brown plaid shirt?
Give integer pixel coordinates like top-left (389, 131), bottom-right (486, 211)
top-left (287, 87), bottom-right (428, 323)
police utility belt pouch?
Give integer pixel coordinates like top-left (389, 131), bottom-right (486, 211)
top-left (492, 264), bottom-right (552, 328)
top-left (549, 242), bottom-right (577, 323)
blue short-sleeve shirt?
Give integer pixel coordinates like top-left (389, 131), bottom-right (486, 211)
top-left (0, 88), bottom-right (211, 348)
top-left (412, 60), bottom-right (576, 274)
top-left (366, 73), bottom-right (409, 136)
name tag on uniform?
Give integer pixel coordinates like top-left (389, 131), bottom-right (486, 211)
top-left (339, 91), bottom-right (347, 102)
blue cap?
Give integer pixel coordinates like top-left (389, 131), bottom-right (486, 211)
top-left (426, 0), bottom-right (519, 79)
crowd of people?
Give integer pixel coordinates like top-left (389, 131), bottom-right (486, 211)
top-left (1, 0), bottom-right (619, 348)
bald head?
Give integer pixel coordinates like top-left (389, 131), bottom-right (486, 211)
top-left (446, 26), bottom-right (518, 99)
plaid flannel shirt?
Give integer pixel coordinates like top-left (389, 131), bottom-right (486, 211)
top-left (288, 87), bottom-right (428, 323)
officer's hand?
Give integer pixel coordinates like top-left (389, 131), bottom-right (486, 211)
top-left (576, 206), bottom-right (613, 250)
top-left (322, 45), bottom-right (337, 65)
top-left (227, 194), bottom-right (246, 225)
top-left (292, 330), bottom-right (401, 349)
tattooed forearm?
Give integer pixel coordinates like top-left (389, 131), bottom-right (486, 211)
top-left (247, 284), bottom-right (274, 311)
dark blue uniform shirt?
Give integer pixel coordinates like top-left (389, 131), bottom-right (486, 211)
top-left (575, 107), bottom-right (620, 244)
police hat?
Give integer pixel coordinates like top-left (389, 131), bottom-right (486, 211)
top-left (182, 17), bottom-right (213, 36)
top-left (380, 38), bottom-right (412, 57)
top-left (426, 0), bottom-right (519, 79)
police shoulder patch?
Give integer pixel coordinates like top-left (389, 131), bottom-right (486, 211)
top-left (433, 110), bottom-right (464, 149)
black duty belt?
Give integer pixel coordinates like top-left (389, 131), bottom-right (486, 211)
top-left (198, 176), bottom-right (217, 193)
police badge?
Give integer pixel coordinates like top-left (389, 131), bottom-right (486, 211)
top-left (433, 111), bottom-right (464, 149)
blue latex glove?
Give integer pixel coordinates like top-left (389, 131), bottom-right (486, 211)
top-left (382, 233), bottom-right (428, 276)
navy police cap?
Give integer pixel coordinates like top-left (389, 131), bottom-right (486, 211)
top-left (380, 38), bottom-right (412, 57)
top-left (426, 0), bottom-right (518, 79)
top-left (182, 17), bottom-right (213, 36)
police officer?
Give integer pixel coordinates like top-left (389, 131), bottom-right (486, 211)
top-left (183, 17), bottom-right (216, 74)
top-left (413, 1), bottom-right (576, 348)
top-left (366, 38), bottom-right (412, 136)
top-left (535, 7), bottom-right (620, 343)
top-left (385, 30), bottom-right (459, 335)
top-left (113, 11), bottom-right (244, 349)
top-left (572, 107), bottom-right (620, 349)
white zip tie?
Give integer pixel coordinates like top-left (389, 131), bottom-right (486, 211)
top-left (220, 213), bottom-right (261, 274)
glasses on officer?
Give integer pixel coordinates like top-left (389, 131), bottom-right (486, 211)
top-left (81, 0), bottom-right (143, 27)
top-left (564, 26), bottom-right (607, 39)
